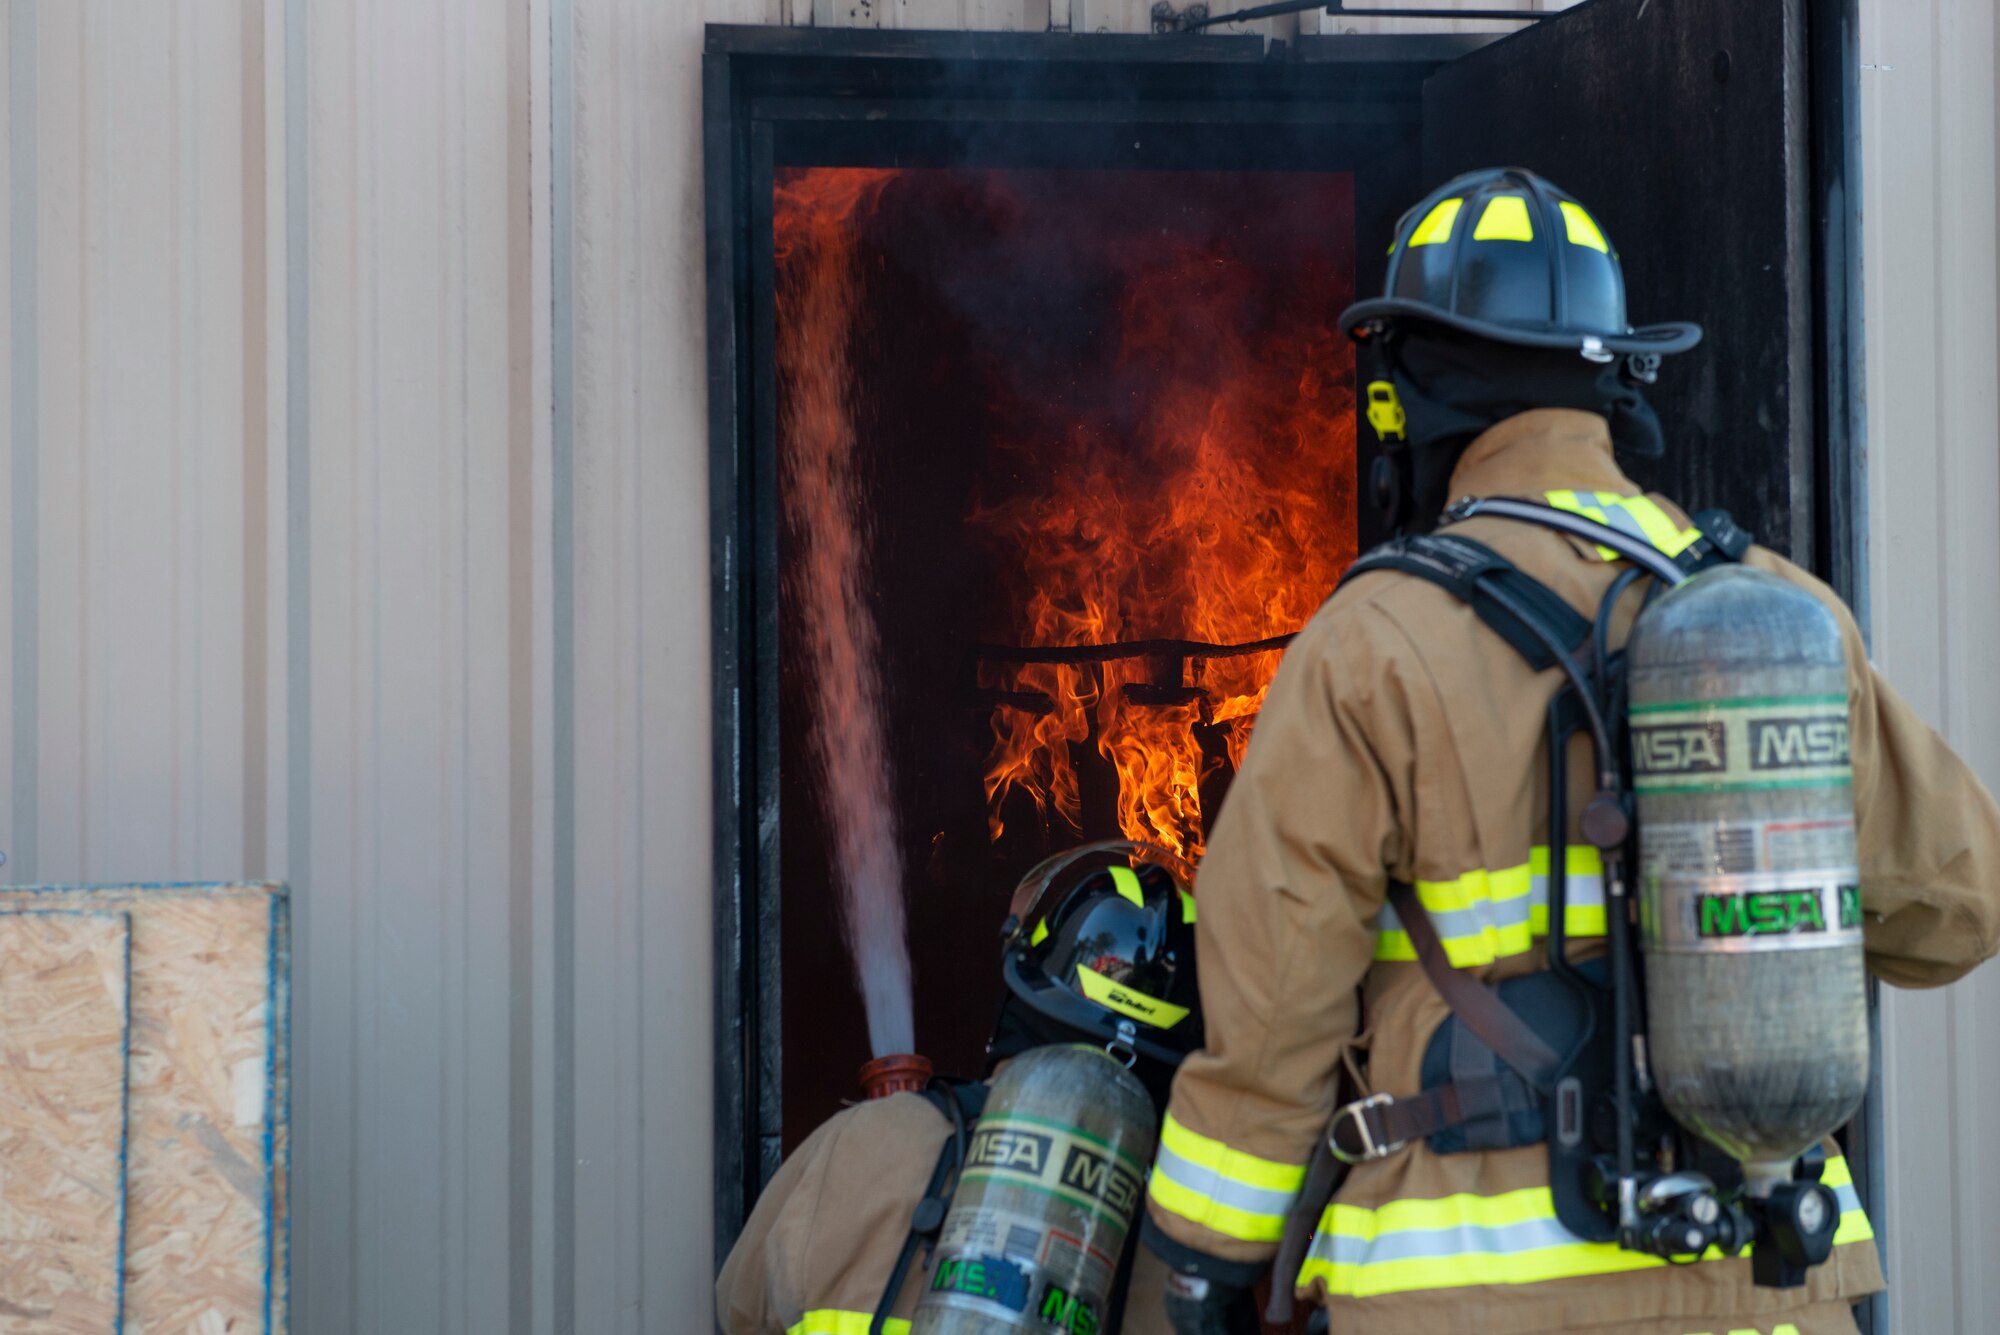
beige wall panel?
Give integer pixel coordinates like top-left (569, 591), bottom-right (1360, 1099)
top-left (30, 0), bottom-right (84, 884)
top-left (293, 0), bottom-right (529, 1330)
top-left (1, 0), bottom-right (17, 886)
top-left (562, 0), bottom-right (736, 1326)
top-left (15, 1), bottom-right (250, 888)
top-left (1862, 0), bottom-right (2000, 1330)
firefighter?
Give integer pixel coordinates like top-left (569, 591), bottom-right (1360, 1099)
top-left (1140, 168), bottom-right (2000, 1335)
top-left (718, 845), bottom-right (1206, 1335)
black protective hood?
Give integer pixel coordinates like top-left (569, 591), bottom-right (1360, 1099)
top-left (1370, 327), bottom-right (1665, 533)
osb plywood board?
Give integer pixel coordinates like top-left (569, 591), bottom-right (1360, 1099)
top-left (0, 912), bottom-right (131, 1333)
top-left (0, 884), bottom-right (290, 1335)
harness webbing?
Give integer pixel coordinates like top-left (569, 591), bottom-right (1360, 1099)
top-left (1330, 497), bottom-right (1749, 1154)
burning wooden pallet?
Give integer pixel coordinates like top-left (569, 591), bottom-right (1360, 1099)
top-left (0, 882), bottom-right (290, 1334)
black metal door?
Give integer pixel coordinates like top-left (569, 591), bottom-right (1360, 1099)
top-left (1423, 5), bottom-right (1883, 1330)
top-left (1423, 0), bottom-right (1813, 561)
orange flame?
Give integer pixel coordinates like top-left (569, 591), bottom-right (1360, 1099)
top-left (774, 166), bottom-right (1357, 870)
top-left (974, 191), bottom-right (1358, 862)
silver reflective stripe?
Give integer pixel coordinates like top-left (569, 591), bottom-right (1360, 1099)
top-left (1303, 1215), bottom-right (1585, 1269)
top-left (1586, 491), bottom-right (1657, 545)
top-left (1302, 1184), bottom-right (1870, 1275)
top-left (1378, 897), bottom-right (1520, 943)
top-left (1378, 875), bottom-right (1606, 942)
top-left (1532, 871), bottom-right (1605, 914)
top-left (1152, 1142), bottom-right (1299, 1221)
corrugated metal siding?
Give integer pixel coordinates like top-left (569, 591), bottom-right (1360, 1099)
top-left (1862, 0), bottom-right (2000, 1331)
top-left (6, 1), bottom-right (1999, 1331)
top-left (0, 0), bottom-right (748, 1328)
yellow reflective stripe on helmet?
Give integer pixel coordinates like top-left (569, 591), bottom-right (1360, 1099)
top-left (1108, 864), bottom-right (1145, 907)
top-left (1408, 198), bottom-right (1463, 247)
top-left (1076, 963), bottom-right (1190, 1029)
top-left (787, 1311), bottom-right (909, 1335)
top-left (1373, 848), bottom-right (1607, 965)
top-left (1559, 200), bottom-right (1610, 253)
top-left (1179, 888), bottom-right (1197, 924)
top-left (1030, 918), bottom-right (1049, 947)
top-left (1297, 1156), bottom-right (1871, 1298)
top-left (1150, 1113), bottom-right (1305, 1244)
top-left (1473, 194), bottom-right (1535, 242)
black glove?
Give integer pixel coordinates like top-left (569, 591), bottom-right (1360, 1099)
top-left (1161, 1273), bottom-right (1259, 1335)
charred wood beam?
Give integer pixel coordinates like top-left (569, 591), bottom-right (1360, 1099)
top-left (973, 633), bottom-right (1295, 665)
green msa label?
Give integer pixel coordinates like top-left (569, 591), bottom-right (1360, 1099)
top-left (1039, 1285), bottom-right (1102, 1335)
top-left (1697, 884), bottom-right (1862, 939)
top-left (929, 1255), bottom-right (1031, 1312)
top-left (1631, 695), bottom-right (1851, 793)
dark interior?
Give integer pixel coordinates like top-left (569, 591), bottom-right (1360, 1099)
top-left (775, 166), bottom-right (1360, 1149)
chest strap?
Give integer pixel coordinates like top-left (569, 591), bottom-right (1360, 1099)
top-left (1386, 880), bottom-right (1563, 1086)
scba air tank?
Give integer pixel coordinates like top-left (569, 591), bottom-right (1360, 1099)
top-left (914, 1044), bottom-right (1155, 1335)
top-left (1628, 565), bottom-right (1869, 1193)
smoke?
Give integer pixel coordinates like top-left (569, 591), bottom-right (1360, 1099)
top-left (776, 171), bottom-right (916, 1058)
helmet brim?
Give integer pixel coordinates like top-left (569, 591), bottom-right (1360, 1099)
top-left (1001, 947), bottom-right (1194, 1069)
top-left (1339, 297), bottom-right (1704, 357)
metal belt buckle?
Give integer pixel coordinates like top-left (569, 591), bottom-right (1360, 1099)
top-left (1328, 1092), bottom-right (1404, 1165)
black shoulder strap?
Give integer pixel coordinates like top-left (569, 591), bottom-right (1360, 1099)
top-left (1340, 533), bottom-right (1592, 672)
top-left (1386, 881), bottom-right (1562, 1088)
top-left (1686, 507), bottom-right (1752, 569)
top-left (872, 1080), bottom-right (989, 1335)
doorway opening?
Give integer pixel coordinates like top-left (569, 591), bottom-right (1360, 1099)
top-left (774, 164), bottom-right (1358, 1147)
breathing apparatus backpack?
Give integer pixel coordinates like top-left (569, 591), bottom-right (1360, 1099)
top-left (1315, 496), bottom-right (1867, 1290)
top-left (876, 842), bottom-right (1203, 1335)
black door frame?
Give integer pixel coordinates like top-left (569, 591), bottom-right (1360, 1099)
top-left (701, 12), bottom-right (1874, 1311)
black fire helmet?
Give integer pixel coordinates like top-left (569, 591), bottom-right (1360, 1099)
top-left (1339, 167), bottom-right (1702, 358)
top-left (999, 840), bottom-right (1204, 1070)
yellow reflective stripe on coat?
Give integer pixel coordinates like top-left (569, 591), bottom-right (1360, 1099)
top-left (1545, 489), bottom-right (1703, 560)
top-left (1150, 1112), bottom-right (1306, 1243)
top-left (1374, 845), bottom-right (1606, 965)
top-left (787, 1311), bottom-right (908, 1335)
top-left (1297, 1156), bottom-right (1870, 1298)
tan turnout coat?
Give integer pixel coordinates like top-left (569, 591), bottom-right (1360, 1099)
top-left (1145, 409), bottom-right (2000, 1334)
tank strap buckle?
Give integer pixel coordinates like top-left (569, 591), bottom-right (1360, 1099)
top-left (1328, 1092), bottom-right (1404, 1165)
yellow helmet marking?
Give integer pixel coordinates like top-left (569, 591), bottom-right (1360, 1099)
top-left (1108, 865), bottom-right (1145, 907)
top-left (1179, 888), bottom-right (1197, 924)
top-left (1407, 197), bottom-right (1463, 248)
top-left (1366, 380), bottom-right (1407, 442)
top-left (1559, 201), bottom-right (1610, 253)
top-left (1031, 917), bottom-right (1049, 947)
top-left (1077, 964), bottom-right (1191, 1028)
top-left (1473, 195), bottom-right (1535, 242)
